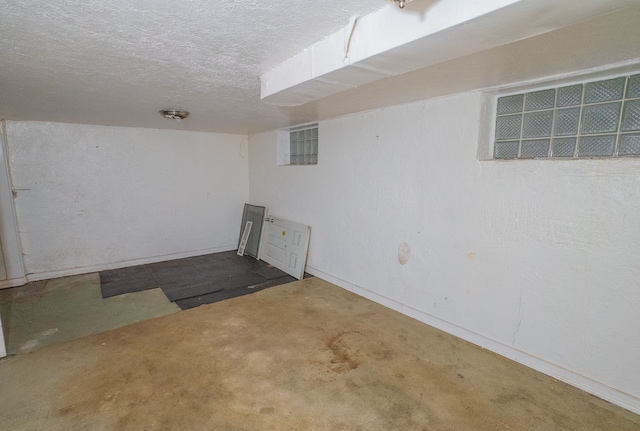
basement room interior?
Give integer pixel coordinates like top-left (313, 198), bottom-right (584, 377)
top-left (1, 1), bottom-right (639, 429)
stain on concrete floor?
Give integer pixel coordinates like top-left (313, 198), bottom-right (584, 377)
top-left (0, 277), bottom-right (638, 430)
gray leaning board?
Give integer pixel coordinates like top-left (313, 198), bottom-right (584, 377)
top-left (238, 204), bottom-right (265, 258)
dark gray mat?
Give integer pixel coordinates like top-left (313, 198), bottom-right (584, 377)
top-left (175, 275), bottom-right (297, 310)
top-left (189, 258), bottom-right (258, 277)
top-left (250, 265), bottom-right (292, 280)
top-left (99, 266), bottom-right (158, 298)
top-left (160, 272), bottom-right (266, 302)
top-left (146, 259), bottom-right (199, 284)
top-left (99, 251), bottom-right (301, 308)
top-left (186, 251), bottom-right (236, 269)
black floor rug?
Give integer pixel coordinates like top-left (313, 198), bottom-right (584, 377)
top-left (175, 275), bottom-right (297, 310)
top-left (99, 251), bottom-right (308, 310)
top-left (99, 265), bottom-right (158, 298)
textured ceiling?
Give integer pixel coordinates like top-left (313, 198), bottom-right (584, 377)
top-left (1, 1), bottom-right (639, 135)
top-left (0, 0), bottom-right (388, 134)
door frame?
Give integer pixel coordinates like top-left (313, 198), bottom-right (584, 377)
top-left (0, 120), bottom-right (26, 288)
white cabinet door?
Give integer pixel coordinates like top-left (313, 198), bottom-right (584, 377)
top-left (260, 216), bottom-right (310, 280)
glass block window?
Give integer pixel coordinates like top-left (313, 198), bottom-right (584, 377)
top-left (493, 73), bottom-right (640, 159)
top-left (289, 125), bottom-right (318, 165)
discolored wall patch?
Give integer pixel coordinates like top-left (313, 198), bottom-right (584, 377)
top-left (397, 243), bottom-right (411, 265)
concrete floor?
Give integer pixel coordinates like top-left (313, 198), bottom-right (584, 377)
top-left (0, 273), bottom-right (179, 355)
top-left (0, 277), bottom-right (639, 430)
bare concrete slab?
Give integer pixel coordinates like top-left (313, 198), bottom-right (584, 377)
top-left (0, 277), bottom-right (638, 430)
top-left (0, 273), bottom-right (179, 355)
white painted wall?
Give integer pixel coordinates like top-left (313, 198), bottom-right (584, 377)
top-left (5, 121), bottom-right (249, 279)
top-left (248, 92), bottom-right (640, 413)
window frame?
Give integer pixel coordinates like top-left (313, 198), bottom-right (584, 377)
top-left (478, 63), bottom-right (640, 161)
top-left (276, 123), bottom-right (319, 166)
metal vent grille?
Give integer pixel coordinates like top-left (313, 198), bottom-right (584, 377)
top-left (493, 72), bottom-right (640, 159)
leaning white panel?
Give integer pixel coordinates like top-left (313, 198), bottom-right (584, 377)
top-left (259, 216), bottom-right (311, 280)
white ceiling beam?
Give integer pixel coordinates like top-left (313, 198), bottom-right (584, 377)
top-left (260, 0), bottom-right (637, 106)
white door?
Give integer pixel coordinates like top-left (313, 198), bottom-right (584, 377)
top-left (260, 216), bottom-right (310, 280)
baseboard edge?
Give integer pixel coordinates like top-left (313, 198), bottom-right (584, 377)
top-left (305, 266), bottom-right (640, 416)
top-left (0, 277), bottom-right (27, 289)
top-left (25, 245), bottom-right (237, 282)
